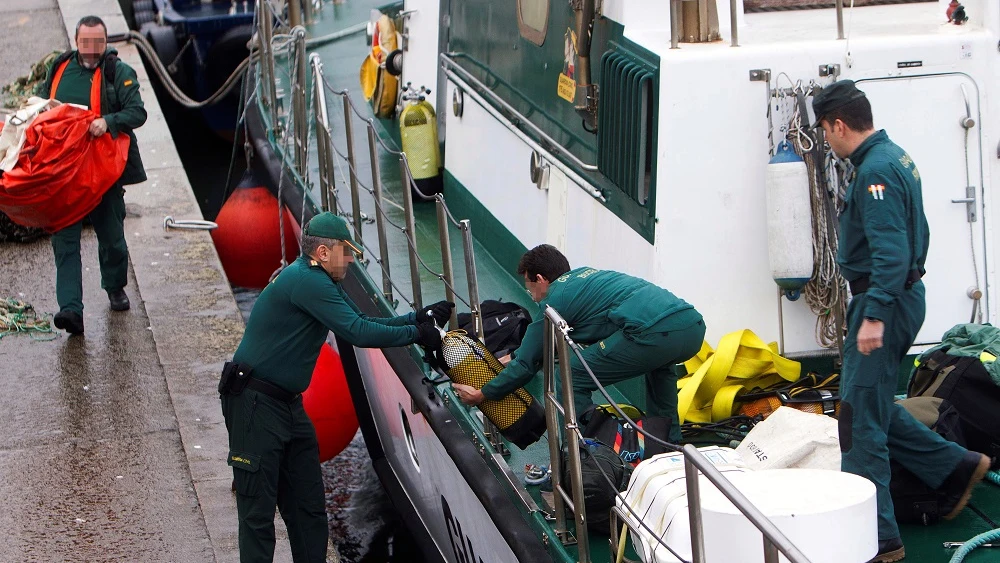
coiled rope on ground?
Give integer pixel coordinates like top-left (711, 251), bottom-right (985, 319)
top-left (0, 299), bottom-right (55, 340)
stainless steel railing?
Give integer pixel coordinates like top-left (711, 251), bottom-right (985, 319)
top-left (439, 54), bottom-right (606, 204)
top-left (542, 306), bottom-right (592, 562)
top-left (256, 0), bottom-right (486, 343)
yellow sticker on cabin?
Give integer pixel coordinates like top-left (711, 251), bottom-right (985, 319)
top-left (557, 73), bottom-right (575, 103)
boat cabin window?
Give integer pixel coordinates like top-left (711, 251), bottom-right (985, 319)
top-left (517, 0), bottom-right (549, 46)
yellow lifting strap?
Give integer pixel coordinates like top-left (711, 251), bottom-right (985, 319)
top-left (677, 329), bottom-right (801, 423)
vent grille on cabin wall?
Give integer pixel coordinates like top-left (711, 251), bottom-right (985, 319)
top-left (597, 49), bottom-right (656, 207)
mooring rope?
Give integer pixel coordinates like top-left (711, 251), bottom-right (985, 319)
top-left (0, 299), bottom-right (56, 340)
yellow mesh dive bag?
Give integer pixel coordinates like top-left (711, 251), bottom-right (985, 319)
top-left (439, 331), bottom-right (546, 449)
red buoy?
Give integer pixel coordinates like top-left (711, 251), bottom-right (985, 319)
top-left (303, 343), bottom-right (359, 462)
top-left (211, 176), bottom-right (299, 289)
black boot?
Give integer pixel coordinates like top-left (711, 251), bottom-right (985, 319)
top-left (53, 310), bottom-right (84, 335)
top-left (940, 451), bottom-right (991, 520)
top-left (868, 537), bottom-right (904, 563)
top-left (108, 289), bottom-right (130, 311)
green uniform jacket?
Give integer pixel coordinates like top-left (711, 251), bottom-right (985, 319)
top-left (37, 48), bottom-right (147, 185)
top-left (234, 256), bottom-right (418, 394)
top-left (838, 130), bottom-right (929, 322)
top-left (481, 267), bottom-right (695, 400)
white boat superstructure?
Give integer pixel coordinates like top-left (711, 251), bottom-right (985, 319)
top-left (406, 0), bottom-right (1000, 356)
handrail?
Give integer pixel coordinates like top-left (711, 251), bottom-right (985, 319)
top-left (836, 0), bottom-right (845, 40)
top-left (291, 27), bottom-right (309, 181)
top-left (543, 303), bottom-right (813, 563)
top-left (441, 53), bottom-right (598, 174)
top-left (440, 55), bottom-right (606, 203)
top-left (542, 306), bottom-right (591, 562)
top-left (441, 54), bottom-right (600, 167)
top-left (445, 52), bottom-right (592, 152)
top-left (310, 53), bottom-right (335, 213)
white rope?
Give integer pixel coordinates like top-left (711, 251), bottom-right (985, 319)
top-left (779, 93), bottom-right (847, 349)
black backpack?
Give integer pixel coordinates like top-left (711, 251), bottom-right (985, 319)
top-left (890, 397), bottom-right (967, 525)
top-left (561, 438), bottom-right (633, 535)
top-left (457, 300), bottom-right (532, 358)
top-left (908, 348), bottom-right (1000, 461)
top-left (579, 404), bottom-right (674, 467)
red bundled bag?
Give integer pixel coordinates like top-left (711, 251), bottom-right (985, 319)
top-left (0, 104), bottom-right (130, 232)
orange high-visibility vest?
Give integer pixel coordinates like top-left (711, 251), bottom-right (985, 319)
top-left (49, 58), bottom-right (102, 112)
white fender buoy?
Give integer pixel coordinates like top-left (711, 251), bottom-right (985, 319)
top-left (766, 140), bottom-right (814, 300)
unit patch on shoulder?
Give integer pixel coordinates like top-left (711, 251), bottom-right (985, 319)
top-left (867, 184), bottom-right (886, 200)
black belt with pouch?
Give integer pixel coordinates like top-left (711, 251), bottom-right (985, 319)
top-left (219, 361), bottom-right (300, 402)
top-left (219, 361), bottom-right (252, 395)
top-left (849, 268), bottom-right (924, 295)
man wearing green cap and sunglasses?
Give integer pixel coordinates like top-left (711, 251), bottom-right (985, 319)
top-left (220, 212), bottom-right (452, 562)
top-left (813, 80), bottom-right (989, 562)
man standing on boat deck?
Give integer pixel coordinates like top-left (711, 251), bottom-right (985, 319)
top-left (813, 80), bottom-right (990, 563)
top-left (36, 16), bottom-right (147, 335)
top-left (453, 244), bottom-right (704, 443)
top-left (219, 212), bottom-right (449, 563)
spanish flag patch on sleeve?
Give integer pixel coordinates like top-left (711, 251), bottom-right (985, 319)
top-left (123, 79), bottom-right (134, 87)
top-left (867, 184), bottom-right (886, 200)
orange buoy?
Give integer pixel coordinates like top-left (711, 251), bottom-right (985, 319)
top-left (303, 343), bottom-right (359, 462)
top-left (211, 174), bottom-right (300, 289)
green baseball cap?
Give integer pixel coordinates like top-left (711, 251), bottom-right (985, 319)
top-left (304, 212), bottom-right (361, 254)
top-left (811, 79), bottom-right (867, 128)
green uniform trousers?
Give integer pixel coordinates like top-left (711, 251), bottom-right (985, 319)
top-left (840, 281), bottom-right (966, 541)
top-left (221, 388), bottom-right (328, 563)
top-left (51, 185), bottom-right (129, 314)
top-left (569, 312), bottom-right (706, 443)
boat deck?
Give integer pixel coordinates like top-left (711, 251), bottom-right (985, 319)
top-left (287, 4), bottom-right (1000, 561)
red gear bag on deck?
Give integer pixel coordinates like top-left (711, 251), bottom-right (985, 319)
top-left (0, 104), bottom-right (130, 232)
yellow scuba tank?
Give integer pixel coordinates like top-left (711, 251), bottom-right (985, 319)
top-left (359, 13), bottom-right (399, 119)
top-left (399, 83), bottom-right (443, 200)
top-left (438, 331), bottom-right (546, 449)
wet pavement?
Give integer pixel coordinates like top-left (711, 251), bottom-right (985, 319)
top-left (0, 240), bottom-right (213, 562)
top-left (0, 0), bottom-right (409, 560)
top-left (0, 0), bottom-right (261, 560)
top-left (1, 0), bottom-right (215, 559)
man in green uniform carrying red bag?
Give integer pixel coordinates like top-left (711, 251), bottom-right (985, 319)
top-left (35, 16), bottom-right (148, 335)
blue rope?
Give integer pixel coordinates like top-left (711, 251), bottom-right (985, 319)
top-left (948, 471), bottom-right (1000, 562)
top-left (948, 528), bottom-right (1000, 563)
top-left (987, 470), bottom-right (1000, 487)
